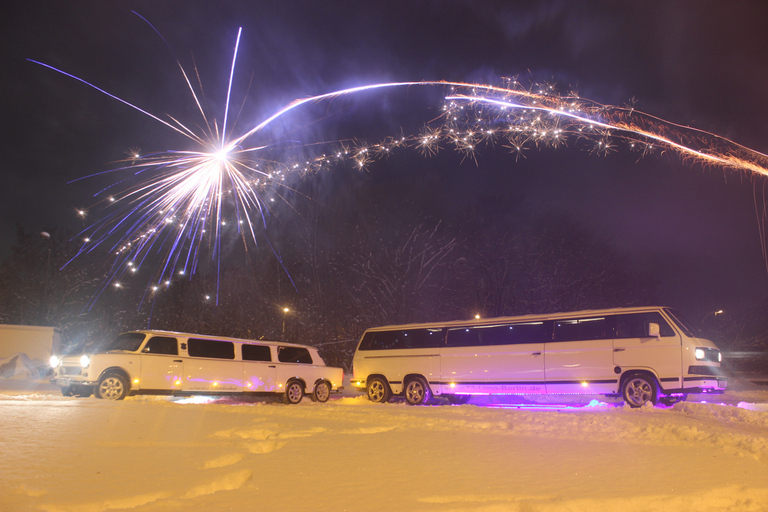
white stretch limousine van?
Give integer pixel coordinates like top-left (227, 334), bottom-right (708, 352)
top-left (351, 307), bottom-right (726, 407)
top-left (50, 330), bottom-right (344, 403)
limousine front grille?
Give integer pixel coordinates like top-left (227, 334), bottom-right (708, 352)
top-left (687, 365), bottom-right (724, 377)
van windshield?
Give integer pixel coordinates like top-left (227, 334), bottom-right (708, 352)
top-left (103, 332), bottom-right (147, 352)
top-left (664, 308), bottom-right (697, 337)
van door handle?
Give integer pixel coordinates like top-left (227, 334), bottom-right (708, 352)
top-left (268, 365), bottom-right (276, 368)
top-left (531, 352), bottom-right (542, 356)
top-left (173, 359), bottom-right (183, 362)
top-left (613, 348), bottom-right (625, 353)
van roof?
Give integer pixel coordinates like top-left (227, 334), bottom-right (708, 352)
top-left (363, 306), bottom-right (673, 332)
top-left (126, 330), bottom-right (317, 350)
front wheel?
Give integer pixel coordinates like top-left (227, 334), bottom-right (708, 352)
top-left (311, 381), bottom-right (331, 403)
top-left (404, 377), bottom-right (432, 406)
top-left (96, 373), bottom-right (128, 400)
top-left (621, 374), bottom-right (658, 408)
top-left (284, 380), bottom-right (304, 404)
top-left (366, 377), bottom-right (391, 403)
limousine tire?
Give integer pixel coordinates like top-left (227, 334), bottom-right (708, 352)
top-left (311, 381), bottom-right (331, 403)
top-left (367, 377), bottom-right (391, 403)
top-left (96, 372), bottom-right (128, 400)
top-left (621, 373), bottom-right (659, 408)
top-left (404, 376), bottom-right (432, 406)
top-left (284, 380), bottom-right (304, 404)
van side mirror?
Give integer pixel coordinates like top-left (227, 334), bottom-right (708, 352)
top-left (647, 322), bottom-right (660, 338)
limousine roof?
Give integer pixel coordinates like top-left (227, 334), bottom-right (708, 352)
top-left (125, 330), bottom-right (317, 350)
top-left (364, 306), bottom-right (675, 332)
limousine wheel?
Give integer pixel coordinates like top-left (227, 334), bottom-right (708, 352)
top-left (622, 374), bottom-right (658, 408)
top-left (367, 377), bottom-right (391, 403)
top-left (404, 377), bottom-right (432, 406)
top-left (284, 380), bottom-right (304, 404)
top-left (311, 381), bottom-right (331, 403)
top-left (96, 373), bottom-right (128, 400)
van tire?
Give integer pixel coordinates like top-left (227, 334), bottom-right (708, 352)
top-left (404, 376), bottom-right (432, 406)
top-left (621, 374), bottom-right (658, 408)
top-left (96, 373), bottom-right (129, 400)
top-left (311, 381), bottom-right (331, 403)
top-left (367, 377), bottom-right (391, 403)
top-left (284, 380), bottom-right (304, 404)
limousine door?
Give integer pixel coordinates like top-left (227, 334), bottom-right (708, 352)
top-left (612, 312), bottom-right (682, 388)
top-left (139, 336), bottom-right (184, 392)
top-left (441, 323), bottom-right (546, 395)
top-left (545, 316), bottom-right (617, 394)
top-left (242, 344), bottom-right (277, 392)
top-left (183, 338), bottom-right (242, 392)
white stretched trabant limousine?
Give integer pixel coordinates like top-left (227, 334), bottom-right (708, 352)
top-left (50, 330), bottom-right (344, 403)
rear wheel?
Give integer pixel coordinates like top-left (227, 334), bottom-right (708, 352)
top-left (96, 373), bottom-right (128, 400)
top-left (621, 374), bottom-right (658, 408)
top-left (366, 377), bottom-right (391, 403)
top-left (404, 376), bottom-right (432, 406)
top-left (311, 381), bottom-right (331, 403)
top-left (284, 380), bottom-right (304, 404)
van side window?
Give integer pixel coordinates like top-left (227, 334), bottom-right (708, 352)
top-left (359, 329), bottom-right (443, 350)
top-left (553, 317), bottom-right (610, 342)
top-left (278, 346), bottom-right (313, 364)
top-left (143, 336), bottom-right (178, 355)
top-left (479, 322), bottom-right (546, 346)
top-left (615, 312), bottom-right (675, 338)
top-left (187, 338), bottom-right (235, 359)
top-left (242, 344), bottom-right (272, 362)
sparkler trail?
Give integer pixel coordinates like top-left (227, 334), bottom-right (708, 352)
top-left (30, 23), bottom-right (768, 310)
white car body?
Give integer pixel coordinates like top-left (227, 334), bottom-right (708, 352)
top-left (51, 330), bottom-right (344, 402)
top-left (351, 306), bottom-right (726, 407)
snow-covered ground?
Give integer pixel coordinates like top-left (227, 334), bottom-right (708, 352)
top-left (2, 377), bottom-right (768, 512)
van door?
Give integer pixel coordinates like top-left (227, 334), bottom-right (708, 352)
top-left (613, 312), bottom-right (682, 390)
top-left (545, 316), bottom-right (617, 394)
top-left (139, 336), bottom-right (184, 392)
top-left (242, 344), bottom-right (277, 392)
top-left (441, 322), bottom-right (546, 395)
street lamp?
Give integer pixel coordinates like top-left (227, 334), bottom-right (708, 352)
top-left (282, 307), bottom-right (290, 339)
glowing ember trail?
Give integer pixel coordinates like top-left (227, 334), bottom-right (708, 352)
top-left (29, 21), bottom-right (768, 308)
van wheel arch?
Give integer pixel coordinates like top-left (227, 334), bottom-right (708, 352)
top-left (403, 374), bottom-right (432, 406)
top-left (366, 375), bottom-right (392, 403)
top-left (620, 371), bottom-right (660, 408)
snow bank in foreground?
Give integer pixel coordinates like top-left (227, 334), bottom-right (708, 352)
top-left (1, 386), bottom-right (767, 512)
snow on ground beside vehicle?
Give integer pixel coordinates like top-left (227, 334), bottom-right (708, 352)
top-left (1, 379), bottom-right (767, 512)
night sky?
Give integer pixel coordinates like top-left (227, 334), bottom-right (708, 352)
top-left (3, 1), bottom-right (768, 321)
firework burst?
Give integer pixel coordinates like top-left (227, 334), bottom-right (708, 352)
top-left (30, 21), bottom-right (768, 309)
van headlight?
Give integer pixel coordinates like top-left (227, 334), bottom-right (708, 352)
top-left (695, 348), bottom-right (706, 361)
top-left (80, 355), bottom-right (91, 368)
top-left (50, 356), bottom-right (61, 368)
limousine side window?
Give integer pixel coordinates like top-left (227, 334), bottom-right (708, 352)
top-left (143, 336), bottom-right (178, 355)
top-left (359, 329), bottom-right (444, 351)
top-left (278, 346), bottom-right (313, 364)
top-left (242, 344), bottom-right (272, 362)
top-left (553, 317), bottom-right (610, 342)
top-left (615, 312), bottom-right (675, 338)
top-left (187, 338), bottom-right (235, 359)
top-left (446, 322), bottom-right (546, 347)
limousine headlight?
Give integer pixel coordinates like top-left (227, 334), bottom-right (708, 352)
top-left (695, 348), bottom-right (705, 361)
top-left (80, 355), bottom-right (91, 368)
top-left (49, 356), bottom-right (61, 368)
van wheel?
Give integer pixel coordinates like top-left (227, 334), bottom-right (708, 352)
top-left (311, 381), bottom-right (331, 403)
top-left (367, 377), bottom-right (391, 403)
top-left (284, 380), bottom-right (304, 404)
top-left (96, 373), bottom-right (128, 400)
top-left (621, 374), bottom-right (658, 408)
top-left (404, 377), bottom-right (432, 406)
